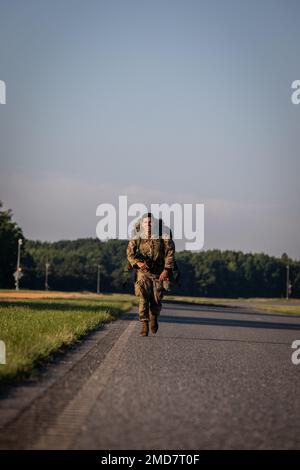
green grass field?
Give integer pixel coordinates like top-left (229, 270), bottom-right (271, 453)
top-left (0, 293), bottom-right (137, 384)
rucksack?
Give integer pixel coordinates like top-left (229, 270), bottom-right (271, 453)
top-left (124, 217), bottom-right (180, 290)
top-left (134, 232), bottom-right (180, 288)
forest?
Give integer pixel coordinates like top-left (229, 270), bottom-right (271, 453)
top-left (1, 202), bottom-right (299, 297)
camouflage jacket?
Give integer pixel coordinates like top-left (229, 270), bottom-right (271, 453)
top-left (127, 237), bottom-right (175, 276)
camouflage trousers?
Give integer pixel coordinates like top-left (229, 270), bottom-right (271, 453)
top-left (134, 270), bottom-right (165, 321)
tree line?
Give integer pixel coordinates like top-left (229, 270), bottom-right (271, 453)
top-left (1, 201), bottom-right (299, 297)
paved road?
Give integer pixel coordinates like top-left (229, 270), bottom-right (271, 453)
top-left (1, 301), bottom-right (300, 449)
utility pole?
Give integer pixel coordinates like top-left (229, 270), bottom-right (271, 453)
top-left (97, 264), bottom-right (101, 294)
top-left (15, 238), bottom-right (23, 291)
top-left (286, 265), bottom-right (290, 300)
top-left (45, 262), bottom-right (50, 291)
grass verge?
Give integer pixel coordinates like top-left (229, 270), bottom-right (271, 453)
top-left (0, 293), bottom-right (137, 384)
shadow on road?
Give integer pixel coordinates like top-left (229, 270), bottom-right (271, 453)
top-left (160, 313), bottom-right (300, 331)
top-left (163, 301), bottom-right (300, 320)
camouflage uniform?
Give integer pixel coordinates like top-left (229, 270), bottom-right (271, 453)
top-left (127, 237), bottom-right (175, 322)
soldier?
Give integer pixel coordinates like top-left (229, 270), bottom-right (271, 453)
top-left (127, 212), bottom-right (176, 337)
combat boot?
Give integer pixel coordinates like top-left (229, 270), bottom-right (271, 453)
top-left (150, 314), bottom-right (158, 334)
top-left (140, 320), bottom-right (149, 337)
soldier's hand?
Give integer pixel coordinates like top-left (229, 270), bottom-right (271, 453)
top-left (137, 261), bottom-right (148, 271)
top-left (159, 269), bottom-right (169, 282)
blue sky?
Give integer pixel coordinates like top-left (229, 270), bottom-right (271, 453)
top-left (0, 0), bottom-right (299, 258)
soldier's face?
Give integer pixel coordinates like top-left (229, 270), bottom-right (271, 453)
top-left (142, 216), bottom-right (152, 237)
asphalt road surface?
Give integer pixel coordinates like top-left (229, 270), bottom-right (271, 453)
top-left (1, 301), bottom-right (300, 450)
